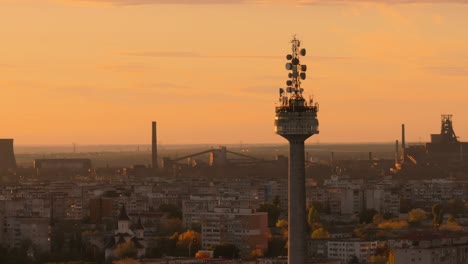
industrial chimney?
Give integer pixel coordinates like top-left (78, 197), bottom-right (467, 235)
top-left (0, 139), bottom-right (16, 169)
top-left (402, 124), bottom-right (406, 150)
top-left (152, 121), bottom-right (158, 171)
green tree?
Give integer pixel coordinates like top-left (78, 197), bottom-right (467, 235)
top-left (265, 237), bottom-right (287, 257)
top-left (360, 209), bottom-right (378, 224)
top-left (159, 204), bottom-right (182, 219)
top-left (258, 202), bottom-right (281, 228)
top-left (446, 199), bottom-right (465, 217)
top-left (212, 244), bottom-right (239, 259)
top-left (432, 204), bottom-right (444, 229)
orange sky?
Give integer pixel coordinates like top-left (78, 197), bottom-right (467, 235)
top-left (1, 0), bottom-right (468, 145)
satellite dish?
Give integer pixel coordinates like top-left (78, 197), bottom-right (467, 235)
top-left (300, 48), bottom-right (306, 56)
top-left (292, 58), bottom-right (300, 65)
top-left (288, 73), bottom-right (293, 78)
top-left (285, 63), bottom-right (293, 70)
top-left (279, 88), bottom-right (284, 96)
top-left (301, 65), bottom-right (307, 71)
top-left (300, 88), bottom-right (304, 93)
top-left (286, 80), bottom-right (293, 86)
top-left (300, 72), bottom-right (306, 80)
top-left (286, 54), bottom-right (293, 60)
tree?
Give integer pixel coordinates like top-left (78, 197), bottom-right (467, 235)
top-left (372, 214), bottom-right (384, 225)
top-left (307, 205), bottom-right (320, 231)
top-left (353, 227), bottom-right (368, 239)
top-left (446, 199), bottom-right (465, 217)
top-left (212, 244), bottom-right (239, 259)
top-left (432, 204), bottom-right (444, 229)
top-left (276, 219), bottom-right (288, 228)
top-left (159, 204), bottom-right (182, 219)
top-left (177, 230), bottom-right (201, 257)
top-left (377, 219), bottom-right (408, 230)
top-left (265, 237), bottom-right (287, 257)
top-left (160, 217), bottom-right (183, 235)
top-left (311, 228), bottom-right (330, 239)
top-left (258, 202), bottom-right (281, 228)
top-left (276, 219), bottom-right (288, 240)
top-left (360, 209), bottom-right (378, 224)
top-left (113, 241), bottom-right (137, 260)
top-left (273, 195), bottom-right (281, 207)
top-left (408, 209), bottom-right (427, 226)
top-left (195, 251), bottom-right (211, 259)
top-left (113, 258), bottom-right (141, 264)
top-left (250, 248), bottom-right (264, 258)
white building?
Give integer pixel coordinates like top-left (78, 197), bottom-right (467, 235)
top-left (393, 232), bottom-right (468, 264)
top-left (365, 188), bottom-right (400, 217)
top-left (200, 208), bottom-right (269, 257)
top-left (327, 239), bottom-right (378, 263)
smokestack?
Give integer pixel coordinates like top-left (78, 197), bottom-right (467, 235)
top-left (402, 124), bottom-right (406, 150)
top-left (330, 152), bottom-right (335, 173)
top-left (0, 139), bottom-right (16, 170)
top-left (152, 121), bottom-right (158, 170)
top-left (395, 140), bottom-right (399, 164)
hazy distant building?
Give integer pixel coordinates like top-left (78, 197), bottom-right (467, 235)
top-left (34, 159), bottom-right (91, 178)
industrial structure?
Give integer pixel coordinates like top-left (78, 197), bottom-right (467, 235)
top-left (161, 146), bottom-right (266, 176)
top-left (34, 158), bottom-right (92, 178)
top-left (0, 139), bottom-right (16, 170)
top-left (398, 115), bottom-right (468, 175)
top-left (274, 37), bottom-right (319, 264)
top-left (152, 121), bottom-right (158, 172)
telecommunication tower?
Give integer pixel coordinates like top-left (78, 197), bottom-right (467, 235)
top-left (274, 37), bottom-right (319, 264)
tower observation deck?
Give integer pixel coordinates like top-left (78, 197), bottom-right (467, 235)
top-left (274, 37), bottom-right (319, 264)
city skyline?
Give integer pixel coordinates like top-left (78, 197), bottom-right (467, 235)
top-left (1, 1), bottom-right (468, 145)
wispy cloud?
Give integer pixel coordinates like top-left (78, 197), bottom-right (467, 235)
top-left (68, 0), bottom-right (468, 6)
top-left (118, 51), bottom-right (353, 61)
top-left (97, 63), bottom-right (158, 72)
top-left (422, 66), bottom-right (468, 76)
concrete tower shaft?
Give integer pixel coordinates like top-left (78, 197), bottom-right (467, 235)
top-left (0, 139), bottom-right (16, 170)
top-left (274, 37), bottom-right (319, 264)
top-left (152, 121), bottom-right (158, 170)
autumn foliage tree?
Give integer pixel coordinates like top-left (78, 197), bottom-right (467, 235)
top-left (113, 258), bottom-right (141, 264)
top-left (113, 241), bottom-right (137, 260)
top-left (258, 202), bottom-right (281, 228)
top-left (408, 208), bottom-right (427, 226)
top-left (311, 228), bottom-right (330, 239)
top-left (177, 230), bottom-right (201, 257)
top-left (432, 204), bottom-right (444, 229)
